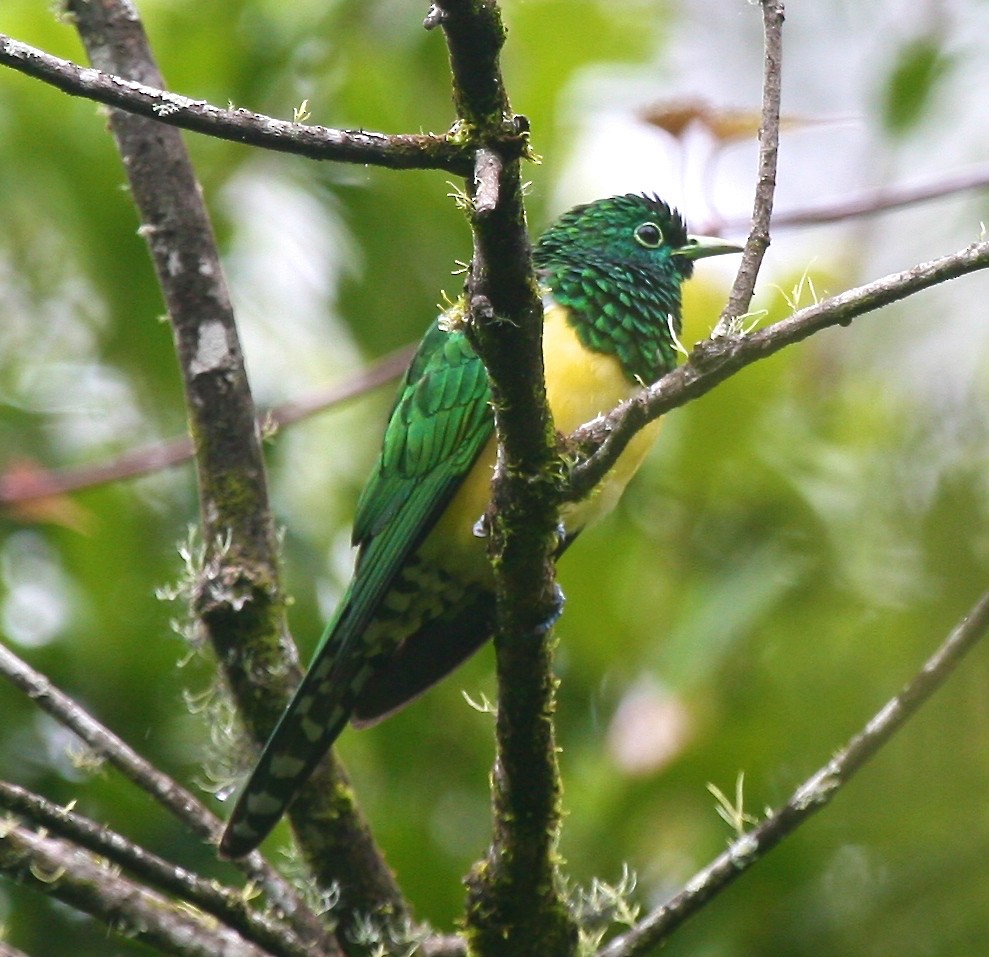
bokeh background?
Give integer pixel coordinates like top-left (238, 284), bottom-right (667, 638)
top-left (2, 0), bottom-right (989, 954)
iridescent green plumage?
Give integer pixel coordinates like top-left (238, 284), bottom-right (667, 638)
top-left (537, 194), bottom-right (699, 379)
top-left (219, 193), bottom-right (739, 858)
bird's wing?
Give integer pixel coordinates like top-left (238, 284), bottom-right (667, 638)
top-left (351, 319), bottom-right (493, 547)
top-left (220, 320), bottom-right (493, 858)
top-left (310, 320), bottom-right (493, 669)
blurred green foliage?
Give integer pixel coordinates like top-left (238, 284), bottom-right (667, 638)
top-left (2, 1), bottom-right (989, 956)
top-left (881, 34), bottom-right (956, 139)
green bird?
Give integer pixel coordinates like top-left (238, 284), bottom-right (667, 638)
top-left (219, 193), bottom-right (739, 858)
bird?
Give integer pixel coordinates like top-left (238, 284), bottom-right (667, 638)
top-left (219, 193), bottom-right (740, 858)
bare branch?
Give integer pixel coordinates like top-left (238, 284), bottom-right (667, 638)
top-left (0, 641), bottom-right (211, 833)
top-left (753, 163), bottom-right (989, 230)
top-left (267, 345), bottom-right (416, 431)
top-left (0, 640), bottom-right (328, 949)
top-left (720, 0), bottom-right (784, 323)
top-left (0, 33), bottom-right (476, 174)
top-left (597, 586), bottom-right (989, 957)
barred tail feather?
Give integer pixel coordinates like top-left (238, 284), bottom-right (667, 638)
top-left (351, 589), bottom-right (495, 726)
top-left (218, 643), bottom-right (373, 859)
top-left (219, 474), bottom-right (471, 858)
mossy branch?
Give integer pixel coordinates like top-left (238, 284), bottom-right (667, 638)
top-left (0, 781), bottom-right (331, 957)
top-left (0, 823), bottom-right (270, 957)
top-left (431, 2), bottom-right (577, 955)
top-left (64, 0), bottom-right (406, 941)
top-left (0, 32), bottom-right (491, 174)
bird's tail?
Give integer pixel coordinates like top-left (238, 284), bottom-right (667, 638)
top-left (218, 634), bottom-right (370, 859)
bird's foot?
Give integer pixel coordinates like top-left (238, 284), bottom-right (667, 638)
top-left (536, 582), bottom-right (566, 636)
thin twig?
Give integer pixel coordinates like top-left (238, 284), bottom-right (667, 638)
top-left (0, 33), bottom-right (477, 174)
top-left (0, 781), bottom-right (334, 957)
top-left (744, 163), bottom-right (989, 230)
top-left (0, 643), bottom-right (214, 833)
top-left (0, 345), bottom-right (413, 508)
top-left (720, 0), bottom-right (784, 324)
top-left (597, 587), bottom-right (989, 957)
top-left (267, 344), bottom-right (415, 429)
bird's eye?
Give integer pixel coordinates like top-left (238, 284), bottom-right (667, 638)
top-left (634, 222), bottom-right (663, 248)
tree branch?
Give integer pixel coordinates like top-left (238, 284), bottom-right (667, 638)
top-left (64, 0), bottom-right (405, 933)
top-left (0, 640), bottom-right (329, 951)
top-left (0, 345), bottom-right (413, 510)
top-left (0, 641), bottom-right (211, 833)
top-left (425, 2), bottom-right (576, 955)
top-left (597, 586), bottom-right (989, 957)
top-left (720, 0), bottom-right (784, 324)
top-left (752, 163), bottom-right (989, 229)
top-left (568, 236), bottom-right (989, 502)
top-left (0, 33), bottom-right (484, 174)
top-left (0, 781), bottom-right (336, 957)
top-left (0, 824), bottom-right (268, 957)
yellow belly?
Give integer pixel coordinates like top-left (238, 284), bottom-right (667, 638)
top-left (421, 301), bottom-right (662, 575)
top-left (542, 301), bottom-right (663, 531)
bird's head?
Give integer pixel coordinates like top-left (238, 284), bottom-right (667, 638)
top-left (533, 193), bottom-right (740, 282)
top-left (533, 194), bottom-right (741, 382)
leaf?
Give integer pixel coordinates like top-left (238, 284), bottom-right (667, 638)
top-left (640, 98), bottom-right (846, 144)
top-left (880, 35), bottom-right (955, 137)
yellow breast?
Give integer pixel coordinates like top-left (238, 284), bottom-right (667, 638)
top-left (421, 301), bottom-right (663, 575)
top-left (542, 300), bottom-right (663, 531)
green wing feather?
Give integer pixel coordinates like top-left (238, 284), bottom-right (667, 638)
top-left (352, 322), bottom-right (491, 544)
top-left (219, 320), bottom-right (493, 858)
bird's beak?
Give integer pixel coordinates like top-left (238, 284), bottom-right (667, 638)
top-left (677, 235), bottom-right (744, 260)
